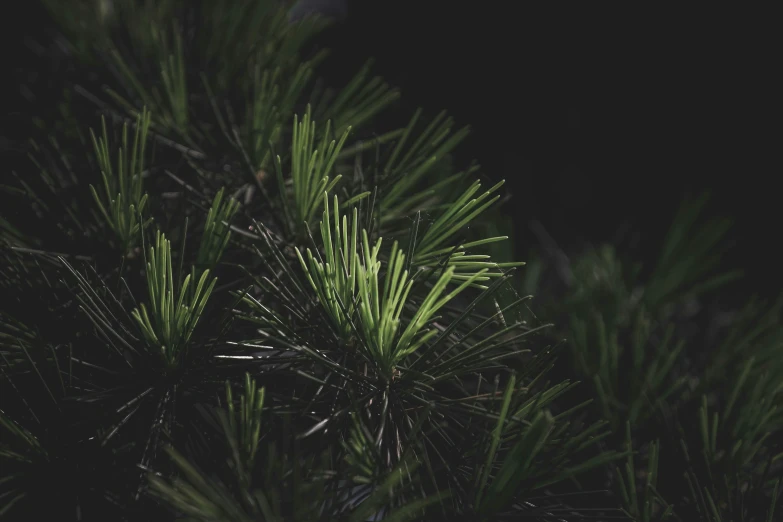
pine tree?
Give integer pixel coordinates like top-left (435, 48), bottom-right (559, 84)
top-left (1, 1), bottom-right (781, 521)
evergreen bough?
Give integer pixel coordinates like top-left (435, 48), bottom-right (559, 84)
top-left (1, 1), bottom-right (780, 521)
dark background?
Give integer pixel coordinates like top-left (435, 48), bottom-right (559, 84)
top-left (318, 2), bottom-right (781, 300)
top-left (3, 2), bottom-right (780, 299)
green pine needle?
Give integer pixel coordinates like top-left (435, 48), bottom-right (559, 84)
top-left (131, 230), bottom-right (217, 367)
top-left (89, 107), bottom-right (153, 251)
top-left (296, 193), bottom-right (363, 343)
top-left (196, 187), bottom-right (240, 274)
top-left (274, 106), bottom-right (364, 237)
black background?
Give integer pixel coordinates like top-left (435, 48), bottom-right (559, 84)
top-left (3, 2), bottom-right (781, 299)
top-left (318, 2), bottom-right (781, 300)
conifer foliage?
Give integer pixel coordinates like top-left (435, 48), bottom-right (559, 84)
top-left (1, 1), bottom-right (781, 521)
